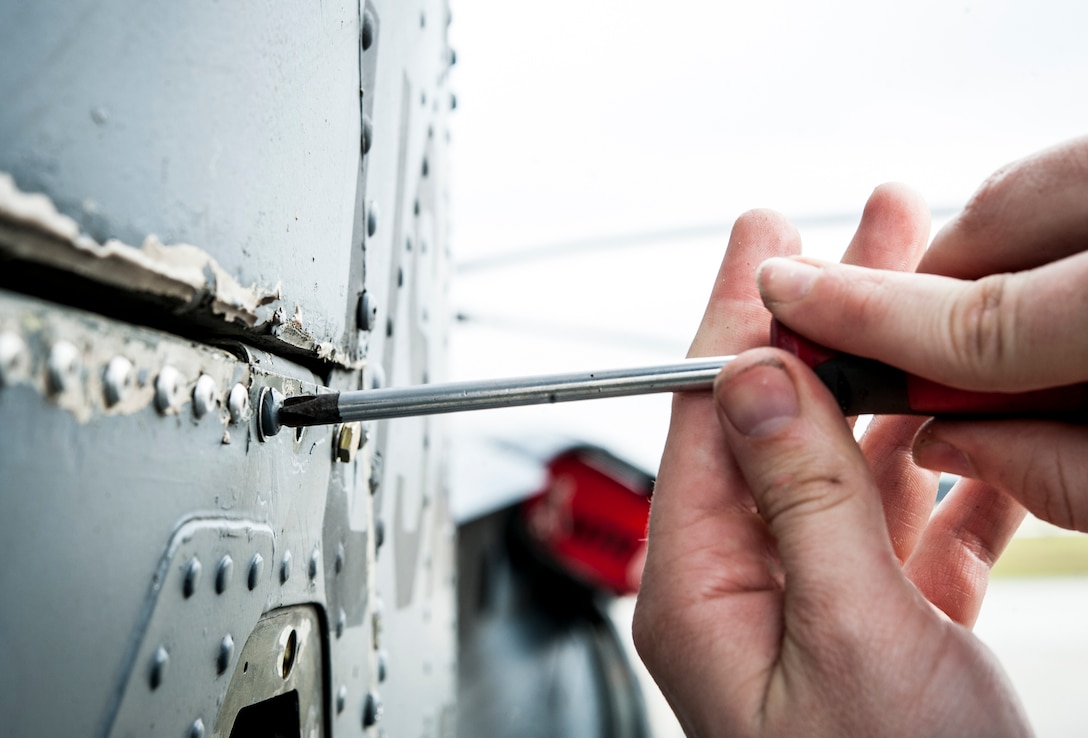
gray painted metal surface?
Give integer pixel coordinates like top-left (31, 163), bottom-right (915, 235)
top-left (0, 0), bottom-right (456, 735)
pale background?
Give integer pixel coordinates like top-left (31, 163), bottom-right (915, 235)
top-left (446, 2), bottom-right (1088, 735)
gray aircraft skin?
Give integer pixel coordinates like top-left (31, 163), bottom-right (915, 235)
top-left (0, 2), bottom-right (457, 735)
top-left (0, 3), bottom-right (654, 736)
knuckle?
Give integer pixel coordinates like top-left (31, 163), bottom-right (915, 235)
top-left (945, 273), bottom-right (1018, 387)
top-left (755, 466), bottom-right (854, 527)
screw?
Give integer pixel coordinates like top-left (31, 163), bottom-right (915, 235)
top-left (216, 555), bottom-right (233, 594)
top-left (336, 608), bottom-right (346, 639)
top-left (149, 646), bottom-right (169, 690)
top-left (0, 332), bottom-right (28, 386)
top-left (362, 691), bottom-right (383, 728)
top-left (189, 719), bottom-right (206, 738)
top-left (361, 9), bottom-right (375, 50)
top-left (192, 374), bottom-right (218, 418)
top-left (366, 201), bottom-right (378, 237)
top-left (258, 387), bottom-right (283, 440)
top-left (337, 685), bottom-right (348, 714)
top-left (248, 553), bottom-right (264, 591)
top-left (217, 634), bottom-right (234, 675)
top-left (357, 292), bottom-right (377, 332)
top-left (102, 356), bottom-right (134, 407)
top-left (362, 115), bottom-right (373, 155)
top-left (308, 547), bottom-right (320, 581)
top-left (183, 557), bottom-right (203, 599)
top-left (377, 650), bottom-right (388, 682)
top-left (228, 383), bottom-right (250, 424)
top-left (335, 541), bottom-right (345, 574)
top-left (155, 366), bottom-right (183, 414)
top-left (281, 550), bottom-right (293, 584)
top-left (46, 340), bottom-right (81, 395)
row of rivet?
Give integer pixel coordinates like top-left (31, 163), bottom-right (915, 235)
top-left (0, 330), bottom-right (251, 421)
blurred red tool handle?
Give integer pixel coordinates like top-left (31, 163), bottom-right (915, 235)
top-left (771, 319), bottom-right (1088, 418)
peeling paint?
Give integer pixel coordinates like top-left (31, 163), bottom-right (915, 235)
top-left (0, 173), bottom-right (362, 369)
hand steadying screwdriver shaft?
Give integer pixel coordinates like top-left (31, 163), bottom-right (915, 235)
top-left (259, 321), bottom-right (1088, 438)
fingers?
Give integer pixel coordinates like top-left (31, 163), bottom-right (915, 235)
top-left (904, 478), bottom-right (1026, 627)
top-left (840, 182), bottom-right (931, 271)
top-left (714, 348), bottom-right (906, 609)
top-left (913, 418), bottom-right (1088, 532)
top-left (756, 249), bottom-right (1088, 391)
top-left (920, 136), bottom-right (1088, 278)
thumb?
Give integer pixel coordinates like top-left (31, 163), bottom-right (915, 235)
top-left (757, 250), bottom-right (1088, 392)
top-left (714, 348), bottom-right (905, 609)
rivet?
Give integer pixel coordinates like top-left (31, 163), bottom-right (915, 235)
top-left (149, 646), bottom-right (169, 690)
top-left (247, 553), bottom-right (264, 591)
top-left (0, 332), bottom-right (28, 386)
top-left (377, 649), bottom-right (388, 682)
top-left (308, 547), bottom-right (320, 581)
top-left (46, 340), bottom-right (81, 395)
top-left (362, 115), bottom-right (373, 155)
top-left (421, 158), bottom-right (429, 177)
top-left (336, 608), bottom-right (346, 639)
top-left (449, 47), bottom-right (457, 66)
top-left (192, 374), bottom-right (218, 418)
top-left (189, 718), bottom-right (206, 738)
top-left (183, 557), bottom-right (203, 599)
top-left (281, 550), bottom-right (292, 584)
top-left (385, 318), bottom-right (393, 338)
top-left (450, 92), bottom-right (458, 110)
top-left (374, 519), bottom-right (385, 550)
top-left (366, 201), bottom-right (378, 237)
top-left (335, 541), bottom-right (345, 574)
top-left (356, 292), bottom-right (376, 332)
top-left (102, 356), bottom-right (134, 407)
top-left (361, 9), bottom-right (375, 51)
top-left (337, 685), bottom-right (347, 714)
top-left (362, 691), bottom-right (383, 728)
top-left (217, 634), bottom-right (234, 675)
top-left (228, 383), bottom-right (250, 424)
top-left (258, 387), bottom-right (284, 440)
top-left (216, 555), bottom-right (233, 594)
top-left (397, 267), bottom-right (403, 288)
top-left (154, 366), bottom-right (183, 414)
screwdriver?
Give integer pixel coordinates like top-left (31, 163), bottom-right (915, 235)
top-left (259, 320), bottom-right (1088, 437)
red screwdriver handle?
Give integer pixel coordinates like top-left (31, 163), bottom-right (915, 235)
top-left (770, 319), bottom-right (1088, 418)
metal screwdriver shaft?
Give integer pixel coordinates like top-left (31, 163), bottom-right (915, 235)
top-left (268, 355), bottom-right (735, 433)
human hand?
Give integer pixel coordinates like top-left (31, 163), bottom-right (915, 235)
top-left (633, 185), bottom-right (1031, 736)
top-left (757, 136), bottom-right (1088, 531)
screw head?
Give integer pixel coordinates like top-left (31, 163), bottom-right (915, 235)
top-left (357, 292), bottom-right (377, 332)
top-left (362, 115), bottom-right (373, 155)
top-left (228, 383), bottom-right (250, 424)
top-left (247, 553), bottom-right (264, 591)
top-left (308, 547), bottom-right (320, 581)
top-left (336, 422), bottom-right (363, 463)
top-left (102, 356), bottom-right (134, 407)
top-left (192, 374), bottom-right (218, 418)
top-left (183, 557), bottom-right (203, 599)
top-left (215, 555), bottom-right (233, 594)
top-left (0, 332), bottom-right (29, 386)
top-left (362, 690), bottom-right (383, 728)
top-left (361, 9), bottom-right (375, 50)
top-left (337, 685), bottom-right (348, 714)
top-left (46, 340), bottom-right (81, 395)
top-left (189, 718), bottom-right (206, 738)
top-left (366, 201), bottom-right (378, 237)
top-left (217, 634), bottom-right (234, 675)
top-left (280, 550), bottom-right (293, 584)
top-left (258, 387), bottom-right (284, 440)
top-left (154, 366), bottom-right (183, 414)
top-left (149, 646), bottom-right (169, 690)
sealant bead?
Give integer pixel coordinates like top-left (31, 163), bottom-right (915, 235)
top-left (46, 340), bottom-right (81, 395)
top-left (192, 374), bottom-right (218, 418)
top-left (155, 366), bottom-right (183, 414)
top-left (227, 383), bottom-right (250, 424)
top-left (0, 332), bottom-right (29, 386)
top-left (102, 356), bottom-right (134, 407)
top-left (217, 634), bottom-right (234, 675)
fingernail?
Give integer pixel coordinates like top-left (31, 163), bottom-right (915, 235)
top-left (913, 437), bottom-right (977, 479)
top-left (718, 361), bottom-right (799, 437)
top-left (758, 257), bottom-right (819, 304)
